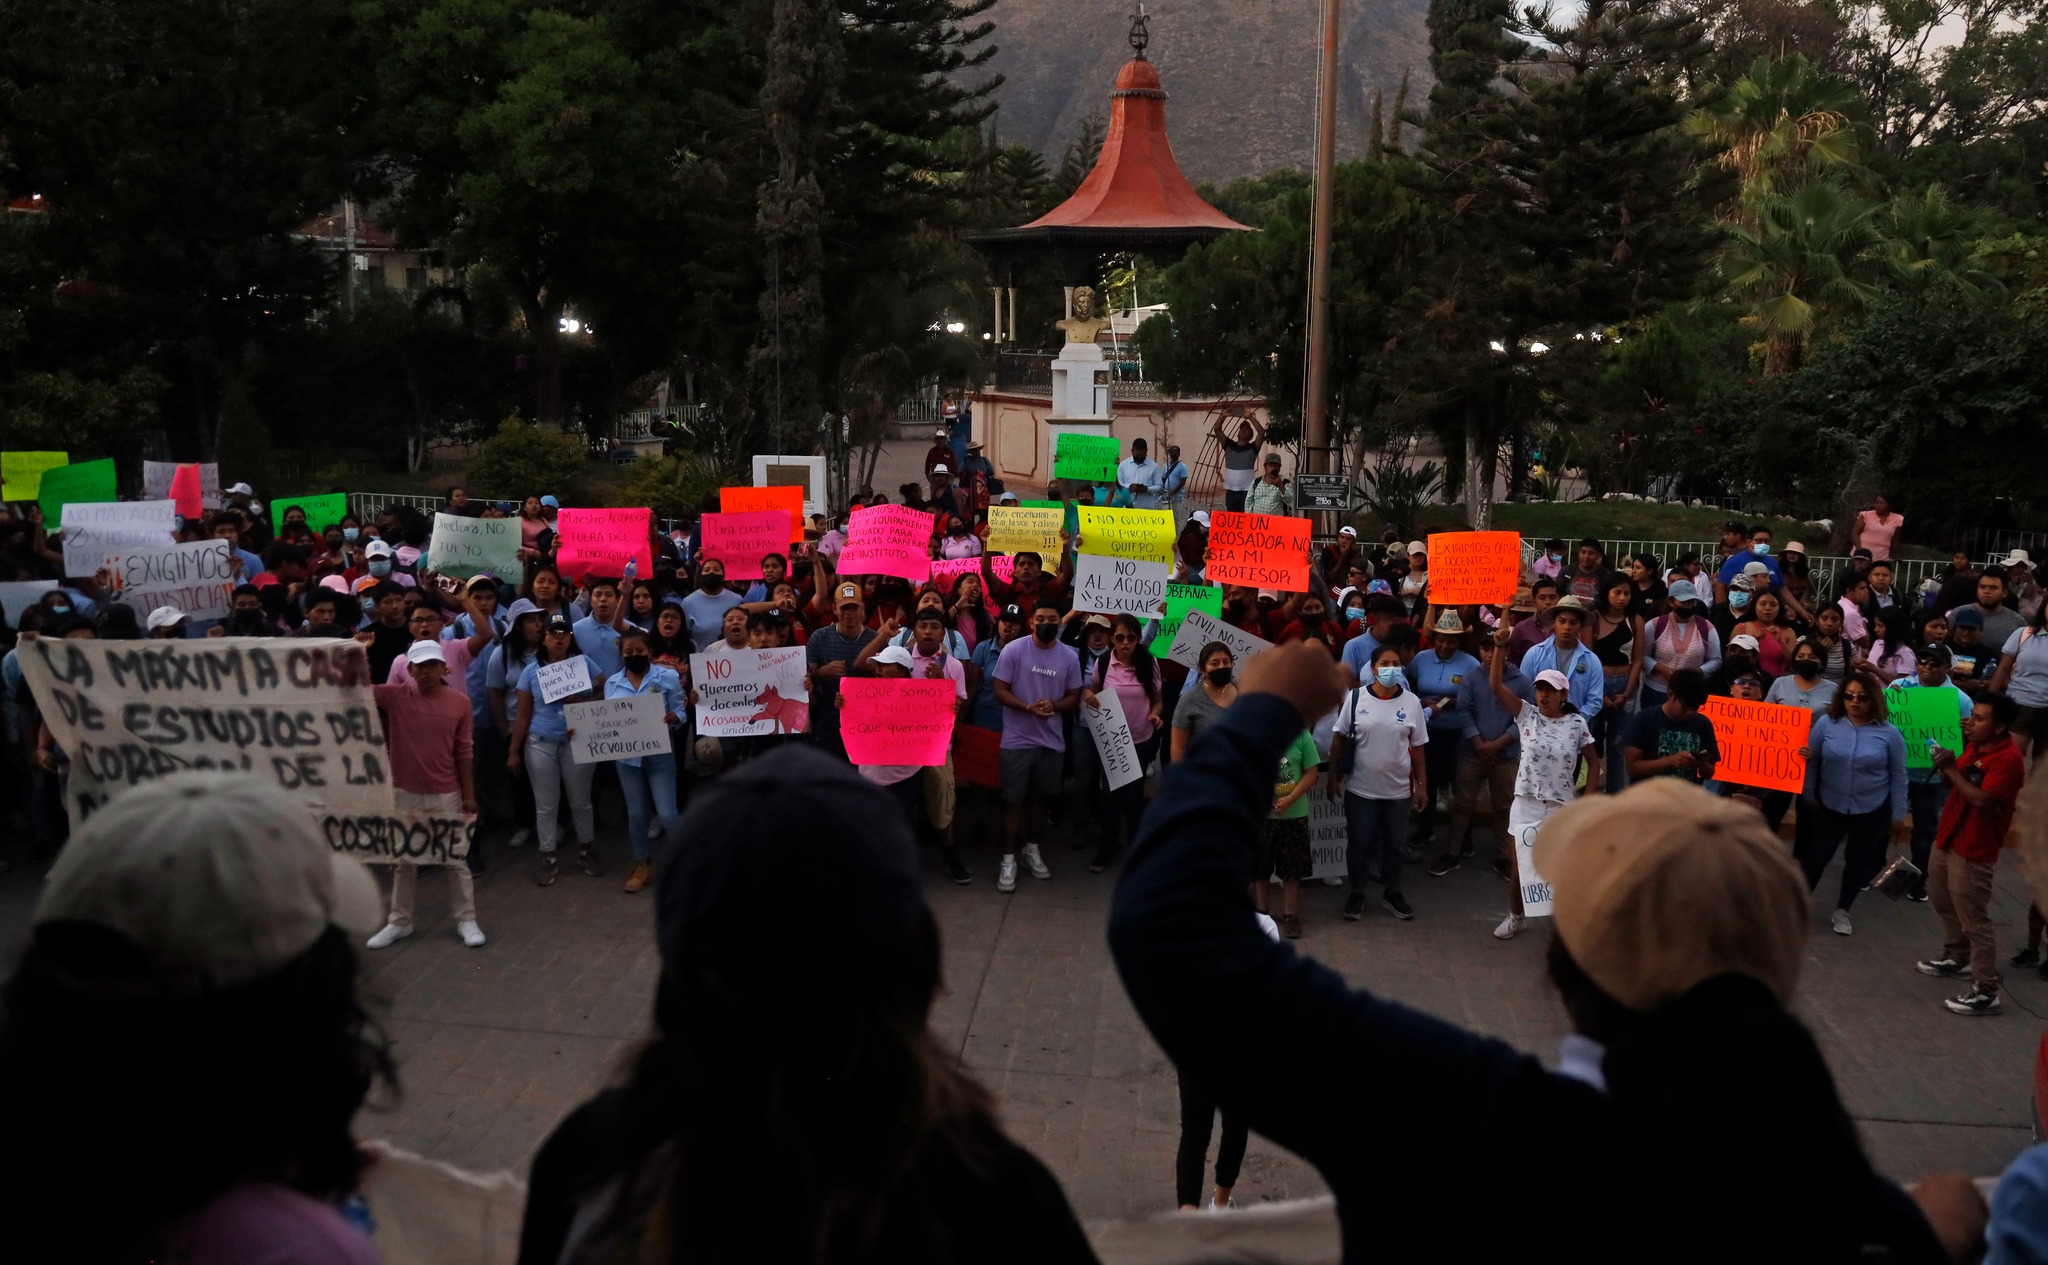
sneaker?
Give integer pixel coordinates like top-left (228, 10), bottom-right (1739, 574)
top-left (623, 862), bottom-right (653, 894)
top-left (1490, 858), bottom-right (1511, 881)
top-left (457, 920), bottom-right (486, 948)
top-left (1279, 914), bottom-right (1302, 940)
top-left (1426, 852), bottom-right (1462, 877)
top-left (506, 828), bottom-right (533, 850)
top-left (1830, 910), bottom-right (1852, 936)
top-left (577, 845), bottom-right (604, 878)
top-left (942, 851), bottom-right (972, 885)
top-left (1457, 835), bottom-right (1476, 859)
top-left (2012, 947), bottom-right (2041, 968)
top-left (1944, 987), bottom-right (2002, 1016)
top-left (1341, 891), bottom-right (1367, 921)
top-left (1382, 890), bottom-right (1415, 921)
top-left (1322, 876), bottom-right (1345, 887)
top-left (997, 855), bottom-right (1018, 893)
top-left (1089, 843), bottom-right (1118, 874)
top-left (1916, 957), bottom-right (1965, 977)
top-left (535, 853), bottom-right (559, 886)
top-left (1402, 843), bottom-right (1422, 861)
top-left (1493, 913), bottom-right (1524, 940)
top-left (1021, 842), bottom-right (1051, 880)
top-left (365, 923), bottom-right (412, 950)
top-left (1205, 1196), bottom-right (1237, 1211)
top-left (1906, 883), bottom-right (1929, 903)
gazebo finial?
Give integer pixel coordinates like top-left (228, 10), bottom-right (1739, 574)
top-left (1128, 3), bottom-right (1150, 59)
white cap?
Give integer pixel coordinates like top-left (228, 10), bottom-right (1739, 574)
top-left (1730, 633), bottom-right (1761, 651)
top-left (932, 464), bottom-right (950, 475)
top-left (1190, 510), bottom-right (1211, 528)
top-left (225, 482), bottom-right (254, 496)
top-left (872, 644), bottom-right (915, 669)
top-left (1742, 561), bottom-right (1770, 576)
top-left (405, 639), bottom-right (446, 665)
top-left (1534, 669), bottom-right (1570, 691)
top-left (363, 539), bottom-right (395, 558)
top-left (1407, 540), bottom-right (1427, 555)
top-left (145, 605), bottom-right (187, 630)
top-left (1339, 526), bottom-right (1357, 537)
top-left (35, 772), bottom-right (383, 989)
top-left (997, 492), bottom-right (1019, 504)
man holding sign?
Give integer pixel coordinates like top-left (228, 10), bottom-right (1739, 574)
top-left (366, 641), bottom-right (486, 951)
top-left (1891, 647), bottom-right (1973, 901)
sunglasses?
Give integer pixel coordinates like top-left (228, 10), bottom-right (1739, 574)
top-left (1111, 633), bottom-right (1137, 643)
top-left (1843, 691), bottom-right (1872, 702)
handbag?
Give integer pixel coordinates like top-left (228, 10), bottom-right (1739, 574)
top-left (1331, 686), bottom-right (1363, 777)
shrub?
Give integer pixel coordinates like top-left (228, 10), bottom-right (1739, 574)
top-left (616, 452), bottom-right (743, 520)
top-left (466, 416), bottom-right (588, 504)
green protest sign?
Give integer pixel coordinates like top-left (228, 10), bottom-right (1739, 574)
top-left (1022, 499), bottom-right (1060, 509)
top-left (428, 513), bottom-right (523, 581)
top-left (1053, 433), bottom-right (1119, 483)
top-left (1889, 685), bottom-right (1965, 769)
top-left (40, 459), bottom-right (117, 526)
top-left (272, 492), bottom-right (350, 534)
top-left (1149, 581), bottom-right (1223, 658)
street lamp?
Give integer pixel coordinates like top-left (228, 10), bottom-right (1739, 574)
top-left (945, 320), bottom-right (967, 335)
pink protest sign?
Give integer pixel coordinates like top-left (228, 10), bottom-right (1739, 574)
top-left (928, 554), bottom-right (1014, 590)
top-left (555, 507), bottom-right (653, 583)
top-left (836, 504), bottom-right (933, 583)
top-left (838, 678), bottom-right (957, 767)
top-left (168, 464), bottom-right (204, 520)
top-left (698, 511), bottom-right (789, 580)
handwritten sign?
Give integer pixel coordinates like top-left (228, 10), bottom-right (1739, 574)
top-left (270, 492), bottom-right (349, 535)
top-left (1699, 696), bottom-right (1809, 793)
top-left (555, 507), bottom-right (653, 583)
top-left (564, 693), bottom-right (673, 764)
top-left (986, 505), bottom-right (1064, 555)
top-left (535, 655), bottom-right (594, 705)
top-left (40, 459), bottom-right (117, 526)
top-left (837, 503), bottom-right (934, 583)
top-left (15, 637), bottom-right (395, 821)
top-left (1889, 685), bottom-right (1967, 769)
top-left (720, 484), bottom-right (805, 543)
top-left (143, 460), bottom-right (220, 511)
top-left (104, 540), bottom-right (235, 619)
top-left (1053, 433), bottom-right (1119, 483)
top-left (323, 810), bottom-right (476, 866)
top-left (59, 500), bottom-right (177, 577)
top-left (955, 723), bottom-right (1001, 787)
top-left (1309, 793), bottom-right (1348, 879)
top-left (1149, 582), bottom-right (1223, 658)
top-left (1509, 797), bottom-right (1556, 918)
top-left (1081, 693), bottom-right (1144, 790)
top-left (1166, 608), bottom-right (1272, 676)
top-left (699, 511), bottom-right (790, 581)
top-left (0, 580), bottom-right (60, 628)
top-left (1074, 553), bottom-right (1170, 618)
top-left (1426, 531), bottom-right (1523, 605)
top-left (1207, 512), bottom-right (1312, 590)
top-left (428, 513), bottom-right (522, 582)
top-left (1077, 506), bottom-right (1175, 566)
top-left (2, 451), bottom-right (68, 502)
top-left (838, 678), bottom-right (956, 766)
top-left (689, 645), bottom-right (809, 737)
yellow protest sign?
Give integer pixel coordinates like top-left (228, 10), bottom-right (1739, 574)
top-left (2, 451), bottom-right (69, 502)
top-left (986, 505), bottom-right (1063, 555)
top-left (1077, 506), bottom-right (1175, 566)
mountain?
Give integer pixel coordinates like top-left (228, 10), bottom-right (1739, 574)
top-left (976, 0), bottom-right (1434, 187)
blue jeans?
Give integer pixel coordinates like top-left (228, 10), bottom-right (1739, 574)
top-left (619, 754), bottom-right (682, 862)
top-left (1907, 780), bottom-right (1948, 883)
top-left (1344, 793), bottom-right (1411, 894)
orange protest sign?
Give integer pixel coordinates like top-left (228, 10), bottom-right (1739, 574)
top-left (1425, 531), bottom-right (1522, 605)
top-left (1206, 512), bottom-right (1312, 590)
top-left (721, 485), bottom-right (805, 543)
top-left (1699, 697), bottom-right (1809, 793)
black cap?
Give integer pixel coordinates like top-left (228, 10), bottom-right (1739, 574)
top-left (1919, 643), bottom-right (1952, 666)
top-left (999, 603), bottom-right (1025, 621)
top-left (544, 613), bottom-right (573, 634)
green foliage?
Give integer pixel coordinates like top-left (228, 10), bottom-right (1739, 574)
top-left (1356, 446), bottom-right (1446, 535)
top-left (214, 375), bottom-right (277, 494)
top-left (615, 452), bottom-right (743, 519)
top-left (467, 418), bottom-right (590, 504)
top-left (1050, 113), bottom-right (1107, 203)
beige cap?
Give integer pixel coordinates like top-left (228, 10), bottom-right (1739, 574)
top-left (1532, 779), bottom-right (1809, 1013)
top-left (35, 772), bottom-right (383, 989)
top-left (1432, 609), bottom-right (1465, 634)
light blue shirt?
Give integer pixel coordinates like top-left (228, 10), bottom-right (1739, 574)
top-left (1407, 648), bottom-right (1482, 730)
top-left (444, 612), bottom-right (510, 732)
top-left (1116, 457), bottom-right (1163, 508)
top-left (1804, 713), bottom-right (1908, 819)
top-left (572, 614), bottom-right (636, 680)
top-left (1340, 629), bottom-right (1383, 680)
top-left (516, 655), bottom-right (594, 743)
top-left (603, 664), bottom-right (686, 766)
top-left (1160, 460), bottom-right (1191, 504)
top-left (1518, 636), bottom-right (1605, 722)
top-left (1454, 662), bottom-right (1533, 761)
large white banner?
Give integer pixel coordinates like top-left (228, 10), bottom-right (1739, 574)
top-left (0, 581), bottom-right (59, 628)
top-left (1081, 693), bottom-right (1144, 790)
top-left (565, 693), bottom-right (673, 764)
top-left (689, 645), bottom-right (809, 737)
top-left (1166, 608), bottom-right (1273, 675)
top-left (15, 637), bottom-right (396, 822)
top-left (323, 810), bottom-right (476, 865)
top-left (59, 500), bottom-right (177, 578)
top-left (1072, 553), bottom-right (1170, 618)
top-left (103, 540), bottom-right (234, 619)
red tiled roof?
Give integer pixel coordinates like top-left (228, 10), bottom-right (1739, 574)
top-left (299, 210), bottom-right (397, 249)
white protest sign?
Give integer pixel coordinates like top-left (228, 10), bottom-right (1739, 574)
top-left (142, 460), bottom-right (220, 506)
top-left (565, 692), bottom-right (673, 764)
top-left (1309, 793), bottom-right (1348, 880)
top-left (1081, 693), bottom-right (1144, 790)
top-left (104, 540), bottom-right (234, 619)
top-left (59, 500), bottom-right (177, 577)
top-left (1073, 553), bottom-right (1170, 618)
top-left (688, 645), bottom-right (809, 737)
top-left (1509, 797), bottom-right (1555, 918)
top-left (428, 512), bottom-right (523, 581)
top-left (1166, 608), bottom-right (1273, 675)
top-left (535, 655), bottom-right (593, 705)
top-left (323, 810), bottom-right (476, 866)
top-left (14, 637), bottom-right (396, 822)
top-left (0, 581), bottom-right (59, 628)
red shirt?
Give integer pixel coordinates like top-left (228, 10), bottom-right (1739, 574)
top-left (371, 680), bottom-right (475, 796)
top-left (1934, 735), bottom-right (2024, 863)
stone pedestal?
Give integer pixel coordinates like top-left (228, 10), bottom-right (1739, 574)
top-left (1045, 342), bottom-right (1114, 486)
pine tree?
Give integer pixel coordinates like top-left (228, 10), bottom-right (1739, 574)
top-left (1051, 113), bottom-right (1109, 202)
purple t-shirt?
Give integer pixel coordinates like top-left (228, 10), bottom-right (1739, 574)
top-left (993, 634), bottom-right (1084, 751)
top-left (165, 1183), bottom-right (379, 1265)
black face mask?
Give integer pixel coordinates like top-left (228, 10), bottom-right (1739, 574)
top-left (1300, 610), bottom-right (1323, 625)
top-left (699, 574), bottom-right (723, 592)
top-left (1205, 667), bottom-right (1233, 688)
top-left (1792, 659), bottom-right (1820, 680)
top-left (622, 654), bottom-right (651, 675)
top-left (1033, 623), bottom-right (1058, 643)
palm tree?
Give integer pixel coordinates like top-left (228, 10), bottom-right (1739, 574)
top-left (1882, 184), bottom-right (2002, 293)
top-left (1719, 180), bottom-right (1887, 374)
top-left (1684, 55), bottom-right (1866, 204)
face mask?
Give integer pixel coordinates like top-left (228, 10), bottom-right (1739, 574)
top-left (1729, 590), bottom-right (1750, 609)
top-left (1300, 610), bottom-right (1323, 625)
top-left (700, 574), bottom-right (723, 592)
top-left (1375, 665), bottom-right (1404, 688)
top-left (326, 538), bottom-right (343, 550)
top-left (1205, 668), bottom-right (1233, 688)
top-left (622, 654), bottom-right (651, 675)
top-left (47, 604), bottom-right (70, 616)
top-left (343, 528), bottom-right (360, 542)
top-left (1033, 623), bottom-right (1057, 643)
top-left (1753, 542), bottom-right (1771, 557)
top-left (1346, 608), bottom-right (1366, 624)
top-left (369, 560), bottom-right (392, 577)
top-left (1792, 659), bottom-right (1820, 680)
top-left (949, 525), bottom-right (966, 537)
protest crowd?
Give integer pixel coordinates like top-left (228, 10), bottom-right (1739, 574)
top-left (4, 440), bottom-right (2048, 1263)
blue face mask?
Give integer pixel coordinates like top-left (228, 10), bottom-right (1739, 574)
top-left (369, 560), bottom-right (392, 577)
top-left (1753, 542), bottom-right (1771, 557)
top-left (1374, 665), bottom-right (1405, 688)
top-left (1346, 608), bottom-right (1366, 625)
top-left (343, 528), bottom-right (360, 542)
top-left (1730, 590), bottom-right (1751, 609)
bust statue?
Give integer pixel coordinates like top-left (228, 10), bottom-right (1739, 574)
top-left (1055, 285), bottom-right (1113, 346)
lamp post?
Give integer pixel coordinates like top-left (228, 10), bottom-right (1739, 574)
top-left (1302, 0), bottom-right (1340, 486)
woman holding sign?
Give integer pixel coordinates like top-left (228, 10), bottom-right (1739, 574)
top-left (510, 615), bottom-right (601, 886)
top-left (1082, 614), bottom-right (1165, 875)
top-left (1486, 621), bottom-right (1600, 939)
top-left (605, 629), bottom-right (687, 895)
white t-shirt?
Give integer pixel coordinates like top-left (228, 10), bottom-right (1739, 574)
top-left (1338, 686), bottom-right (1428, 800)
top-left (1514, 708), bottom-right (1592, 805)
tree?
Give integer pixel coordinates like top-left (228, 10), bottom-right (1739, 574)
top-left (1682, 54), bottom-right (1867, 204)
top-left (1719, 179), bottom-right (1888, 373)
top-left (467, 417), bottom-right (591, 503)
top-left (1835, 0), bottom-right (2048, 167)
top-left (1050, 113), bottom-right (1108, 203)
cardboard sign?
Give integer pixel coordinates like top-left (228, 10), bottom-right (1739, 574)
top-left (986, 505), bottom-right (1064, 555)
top-left (1076, 506), bottom-right (1175, 566)
top-left (1890, 684), bottom-right (1967, 769)
top-left (1206, 512), bottom-right (1312, 590)
top-left (1308, 793), bottom-right (1349, 880)
top-left (1053, 433), bottom-right (1119, 483)
top-left (720, 484), bottom-right (806, 543)
top-left (564, 692), bottom-right (673, 764)
top-left (1022, 499), bottom-right (1060, 509)
top-left (0, 580), bottom-right (59, 628)
top-left (1166, 608), bottom-right (1272, 675)
top-left (955, 723), bottom-right (1001, 787)
top-left (699, 511), bottom-right (790, 581)
top-left (40, 459), bottom-right (117, 526)
top-left (143, 460), bottom-right (220, 510)
top-left (1073, 553), bottom-right (1170, 618)
top-left (1149, 582), bottom-right (1223, 658)
top-left (323, 810), bottom-right (476, 866)
top-left (838, 678), bottom-right (956, 766)
top-left (555, 507), bottom-right (653, 583)
top-left (929, 555), bottom-right (1014, 598)
top-left (2, 451), bottom-right (69, 502)
top-left (1426, 531), bottom-right (1523, 606)
top-left (103, 540), bottom-right (235, 619)
top-left (1509, 796), bottom-right (1556, 918)
top-left (837, 504), bottom-right (934, 583)
top-left (688, 645), bottom-right (809, 737)
top-left (1699, 696), bottom-right (1810, 793)
top-left (535, 656), bottom-right (594, 705)
top-left (271, 492), bottom-right (349, 534)
top-left (14, 637), bottom-right (395, 821)
top-left (1081, 693), bottom-right (1144, 790)
top-left (58, 500), bottom-right (177, 577)
top-left (427, 513), bottom-right (522, 582)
